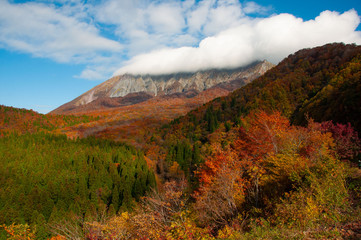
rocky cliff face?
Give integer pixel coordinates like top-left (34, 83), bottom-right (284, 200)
top-left (109, 60), bottom-right (273, 97)
top-left (51, 60), bottom-right (274, 114)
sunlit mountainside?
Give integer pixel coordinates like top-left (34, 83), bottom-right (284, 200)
top-left (46, 61), bottom-right (274, 146)
top-left (51, 61), bottom-right (274, 115)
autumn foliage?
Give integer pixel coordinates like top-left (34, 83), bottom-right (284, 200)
top-left (0, 223), bottom-right (36, 240)
top-left (56, 111), bottom-right (361, 239)
top-left (1, 43), bottom-right (361, 239)
top-left (72, 180), bottom-right (212, 240)
top-left (194, 111), bottom-right (352, 232)
top-left (321, 120), bottom-right (361, 162)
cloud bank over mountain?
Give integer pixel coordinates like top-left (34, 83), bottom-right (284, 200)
top-left (115, 10), bottom-right (361, 75)
top-left (0, 0), bottom-right (360, 79)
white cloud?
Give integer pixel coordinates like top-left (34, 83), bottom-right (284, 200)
top-left (94, 0), bottom-right (147, 37)
top-left (93, 0), bottom-right (249, 53)
top-left (75, 63), bottom-right (121, 81)
top-left (0, 0), bottom-right (122, 63)
top-left (243, 1), bottom-right (271, 15)
top-left (202, 0), bottom-right (244, 35)
top-left (75, 69), bottom-right (105, 81)
top-left (187, 0), bottom-right (213, 33)
top-left (115, 9), bottom-right (361, 75)
top-left (147, 2), bottom-right (186, 34)
top-left (94, 0), bottom-right (192, 54)
top-left (1, 0), bottom-right (360, 80)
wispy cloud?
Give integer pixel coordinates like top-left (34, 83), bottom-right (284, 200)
top-left (75, 64), bottom-right (120, 81)
top-left (93, 0), bottom-right (262, 53)
top-left (0, 1), bottom-right (122, 64)
top-left (243, 1), bottom-right (271, 15)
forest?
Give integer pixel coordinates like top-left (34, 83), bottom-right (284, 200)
top-left (0, 105), bottom-right (99, 136)
top-left (1, 43), bottom-right (361, 239)
top-left (0, 132), bottom-right (155, 239)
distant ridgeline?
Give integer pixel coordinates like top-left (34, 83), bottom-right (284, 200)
top-left (50, 60), bottom-right (274, 115)
top-left (0, 133), bottom-right (155, 239)
top-left (0, 105), bottom-right (99, 136)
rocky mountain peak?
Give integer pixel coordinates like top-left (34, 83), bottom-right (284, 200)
top-left (51, 60), bottom-right (274, 114)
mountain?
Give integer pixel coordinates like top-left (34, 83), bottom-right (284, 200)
top-left (2, 43), bottom-right (361, 239)
top-left (161, 43), bottom-right (361, 166)
top-left (157, 42), bottom-right (361, 179)
top-left (145, 43), bottom-right (361, 239)
top-left (51, 60), bottom-right (274, 115)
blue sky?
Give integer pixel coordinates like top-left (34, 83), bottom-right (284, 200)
top-left (0, 0), bottom-right (360, 113)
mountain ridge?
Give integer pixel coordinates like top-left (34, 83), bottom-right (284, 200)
top-left (161, 43), bottom-right (361, 143)
top-left (51, 60), bottom-right (274, 115)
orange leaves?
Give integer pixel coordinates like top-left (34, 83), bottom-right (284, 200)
top-left (0, 105), bottom-right (97, 138)
top-left (234, 111), bottom-right (290, 162)
top-left (195, 111), bottom-right (292, 223)
top-left (48, 236), bottom-right (66, 240)
top-left (246, 111), bottom-right (290, 136)
top-left (0, 223), bottom-right (36, 240)
top-left (198, 144), bottom-right (238, 187)
top-left (194, 143), bottom-right (245, 227)
top-left (194, 110), bottom-right (351, 230)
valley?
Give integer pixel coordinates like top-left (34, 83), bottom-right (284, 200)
top-left (1, 1), bottom-right (361, 239)
top-left (1, 43), bottom-right (361, 239)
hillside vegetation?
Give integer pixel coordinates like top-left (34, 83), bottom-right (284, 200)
top-left (0, 105), bottom-right (99, 138)
top-left (0, 133), bottom-right (155, 239)
top-left (163, 43), bottom-right (361, 140)
top-left (1, 43), bottom-right (361, 239)
top-left (152, 43), bottom-right (361, 179)
top-left (68, 111), bottom-right (360, 239)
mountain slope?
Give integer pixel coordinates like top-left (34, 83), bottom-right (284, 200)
top-left (293, 54), bottom-right (361, 130)
top-left (51, 61), bottom-right (274, 115)
top-left (163, 43), bottom-right (361, 142)
top-left (149, 44), bottom-right (361, 237)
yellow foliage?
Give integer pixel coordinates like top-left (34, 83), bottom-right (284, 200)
top-left (167, 212), bottom-right (214, 240)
